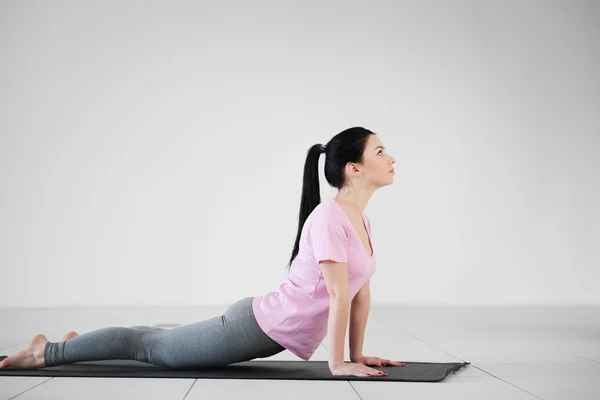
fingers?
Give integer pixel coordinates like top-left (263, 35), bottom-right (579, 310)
top-left (366, 367), bottom-right (387, 376)
top-left (382, 359), bottom-right (405, 366)
top-left (372, 371), bottom-right (388, 376)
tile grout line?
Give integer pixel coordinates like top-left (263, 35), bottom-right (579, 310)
top-left (467, 365), bottom-right (544, 400)
top-left (389, 323), bottom-right (545, 400)
top-left (571, 354), bottom-right (600, 364)
top-left (348, 381), bottom-right (366, 400)
top-left (181, 379), bottom-right (197, 400)
top-left (8, 377), bottom-right (54, 400)
top-left (0, 342), bottom-right (29, 354)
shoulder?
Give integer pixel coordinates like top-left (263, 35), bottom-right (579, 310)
top-left (313, 200), bottom-right (345, 224)
top-left (309, 200), bottom-right (348, 233)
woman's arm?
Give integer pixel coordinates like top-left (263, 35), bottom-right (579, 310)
top-left (319, 260), bottom-right (350, 370)
top-left (349, 290), bottom-right (370, 361)
top-left (350, 214), bottom-right (373, 360)
top-left (327, 292), bottom-right (350, 369)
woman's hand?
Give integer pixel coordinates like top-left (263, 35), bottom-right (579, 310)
top-left (329, 362), bottom-right (388, 377)
top-left (351, 355), bottom-right (405, 367)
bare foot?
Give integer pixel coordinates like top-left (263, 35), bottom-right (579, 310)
top-left (0, 334), bottom-right (48, 369)
top-left (62, 331), bottom-right (79, 341)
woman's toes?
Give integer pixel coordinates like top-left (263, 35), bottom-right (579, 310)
top-left (0, 356), bottom-right (11, 369)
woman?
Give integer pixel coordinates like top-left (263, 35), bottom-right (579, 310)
top-left (0, 126), bottom-right (403, 377)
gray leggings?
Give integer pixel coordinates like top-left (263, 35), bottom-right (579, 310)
top-left (44, 296), bottom-right (286, 368)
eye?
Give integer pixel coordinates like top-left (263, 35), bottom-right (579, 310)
top-left (377, 150), bottom-right (383, 155)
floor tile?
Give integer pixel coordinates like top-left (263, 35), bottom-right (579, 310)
top-left (0, 305), bottom-right (597, 399)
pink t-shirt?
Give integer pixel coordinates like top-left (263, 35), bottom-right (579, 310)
top-left (252, 198), bottom-right (376, 360)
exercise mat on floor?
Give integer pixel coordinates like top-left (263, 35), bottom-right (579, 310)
top-left (0, 357), bottom-right (470, 382)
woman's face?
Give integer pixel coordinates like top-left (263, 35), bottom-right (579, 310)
top-left (361, 135), bottom-right (396, 187)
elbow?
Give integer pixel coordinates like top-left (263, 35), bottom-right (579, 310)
top-left (329, 290), bottom-right (350, 303)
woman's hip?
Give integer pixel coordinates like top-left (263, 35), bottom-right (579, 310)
top-left (223, 296), bottom-right (285, 357)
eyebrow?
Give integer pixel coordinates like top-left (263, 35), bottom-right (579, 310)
top-left (375, 146), bottom-right (385, 151)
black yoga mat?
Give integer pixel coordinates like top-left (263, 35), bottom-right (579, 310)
top-left (0, 356), bottom-right (470, 382)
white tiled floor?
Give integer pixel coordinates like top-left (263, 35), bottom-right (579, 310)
top-left (1, 305), bottom-right (598, 400)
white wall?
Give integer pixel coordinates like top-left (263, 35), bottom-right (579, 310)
top-left (0, 0), bottom-right (598, 307)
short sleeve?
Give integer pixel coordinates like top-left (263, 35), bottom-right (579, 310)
top-left (311, 211), bottom-right (349, 264)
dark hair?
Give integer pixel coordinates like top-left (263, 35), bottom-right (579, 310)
top-left (285, 126), bottom-right (375, 273)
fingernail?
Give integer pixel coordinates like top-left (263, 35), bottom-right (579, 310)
top-left (367, 373), bottom-right (371, 376)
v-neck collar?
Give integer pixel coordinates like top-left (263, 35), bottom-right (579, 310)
top-left (330, 199), bottom-right (374, 258)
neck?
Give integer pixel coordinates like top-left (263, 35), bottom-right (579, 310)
top-left (333, 189), bottom-right (373, 215)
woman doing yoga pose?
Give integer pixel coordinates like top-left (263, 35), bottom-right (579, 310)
top-left (0, 127), bottom-right (403, 377)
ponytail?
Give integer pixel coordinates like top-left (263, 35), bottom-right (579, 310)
top-left (285, 143), bottom-right (326, 272)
